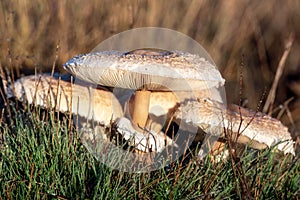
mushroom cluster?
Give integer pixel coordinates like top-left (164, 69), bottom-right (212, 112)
top-left (63, 48), bottom-right (294, 156)
top-left (5, 49), bottom-right (295, 161)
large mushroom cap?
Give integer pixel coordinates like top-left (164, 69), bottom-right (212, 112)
top-left (63, 49), bottom-right (225, 91)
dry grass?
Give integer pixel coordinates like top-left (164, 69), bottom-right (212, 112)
top-left (0, 0), bottom-right (299, 143)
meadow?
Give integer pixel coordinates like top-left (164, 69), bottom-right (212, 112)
top-left (0, 0), bottom-right (299, 199)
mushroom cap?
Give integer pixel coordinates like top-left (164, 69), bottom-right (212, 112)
top-left (63, 49), bottom-right (225, 91)
top-left (12, 74), bottom-right (123, 126)
top-left (174, 98), bottom-right (295, 155)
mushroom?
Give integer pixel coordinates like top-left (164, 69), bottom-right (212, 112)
top-left (7, 74), bottom-right (178, 153)
top-left (174, 98), bottom-right (295, 155)
top-left (9, 74), bottom-right (123, 127)
top-left (147, 92), bottom-right (295, 156)
top-left (63, 49), bottom-right (225, 134)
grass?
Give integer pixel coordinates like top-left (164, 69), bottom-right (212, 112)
top-left (0, 97), bottom-right (299, 199)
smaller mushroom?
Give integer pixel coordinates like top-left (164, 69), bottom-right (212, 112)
top-left (7, 74), bottom-right (178, 153)
top-left (174, 98), bottom-right (295, 156)
top-left (9, 74), bottom-right (123, 127)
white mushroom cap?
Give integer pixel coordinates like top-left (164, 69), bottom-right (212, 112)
top-left (63, 49), bottom-right (225, 91)
top-left (175, 98), bottom-right (295, 155)
top-left (11, 74), bottom-right (123, 126)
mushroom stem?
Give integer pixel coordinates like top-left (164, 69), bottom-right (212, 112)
top-left (132, 90), bottom-right (151, 128)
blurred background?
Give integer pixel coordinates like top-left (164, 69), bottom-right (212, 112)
top-left (0, 0), bottom-right (299, 140)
